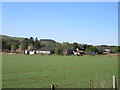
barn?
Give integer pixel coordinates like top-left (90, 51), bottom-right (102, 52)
top-left (36, 47), bottom-right (55, 55)
top-left (63, 49), bottom-right (74, 55)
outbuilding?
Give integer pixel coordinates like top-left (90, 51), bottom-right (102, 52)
top-left (36, 47), bottom-right (55, 55)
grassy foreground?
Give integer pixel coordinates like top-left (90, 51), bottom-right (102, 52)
top-left (2, 54), bottom-right (118, 88)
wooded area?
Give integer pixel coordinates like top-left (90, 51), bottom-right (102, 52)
top-left (0, 35), bottom-right (120, 55)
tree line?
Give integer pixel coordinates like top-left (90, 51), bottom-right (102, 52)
top-left (1, 36), bottom-right (120, 54)
top-left (2, 37), bottom-right (40, 52)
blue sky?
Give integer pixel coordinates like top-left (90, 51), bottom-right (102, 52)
top-left (2, 2), bottom-right (118, 45)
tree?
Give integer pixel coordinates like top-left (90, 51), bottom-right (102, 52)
top-left (20, 38), bottom-right (29, 50)
top-left (83, 44), bottom-right (87, 51)
top-left (34, 37), bottom-right (41, 49)
top-left (2, 40), bottom-right (12, 51)
top-left (63, 42), bottom-right (69, 46)
top-left (6, 43), bottom-right (11, 51)
top-left (11, 43), bottom-right (19, 50)
top-left (56, 43), bottom-right (62, 49)
top-left (55, 48), bottom-right (62, 55)
top-left (2, 40), bottom-right (7, 50)
top-left (20, 44), bottom-right (27, 50)
top-left (117, 46), bottom-right (120, 53)
top-left (90, 46), bottom-right (97, 52)
top-left (29, 37), bottom-right (34, 45)
top-left (35, 37), bottom-right (38, 41)
top-left (73, 42), bottom-right (78, 49)
top-left (85, 45), bottom-right (94, 52)
top-left (34, 41), bottom-right (41, 49)
top-left (111, 46), bottom-right (118, 53)
top-left (62, 42), bottom-right (70, 49)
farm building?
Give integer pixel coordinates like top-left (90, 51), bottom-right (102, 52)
top-left (25, 50), bottom-right (29, 54)
top-left (25, 50), bottom-right (36, 55)
top-left (29, 51), bottom-right (36, 55)
top-left (36, 47), bottom-right (55, 55)
top-left (63, 49), bottom-right (74, 55)
top-left (97, 48), bottom-right (111, 55)
top-left (103, 49), bottom-right (111, 54)
top-left (73, 48), bottom-right (85, 55)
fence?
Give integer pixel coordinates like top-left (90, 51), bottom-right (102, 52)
top-left (50, 76), bottom-right (118, 90)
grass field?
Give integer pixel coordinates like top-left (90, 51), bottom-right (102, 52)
top-left (2, 54), bottom-right (118, 88)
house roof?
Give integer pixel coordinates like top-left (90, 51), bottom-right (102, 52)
top-left (37, 47), bottom-right (56, 51)
top-left (76, 50), bottom-right (84, 52)
top-left (16, 49), bottom-right (24, 53)
top-left (16, 49), bottom-right (24, 52)
top-left (73, 48), bottom-right (84, 53)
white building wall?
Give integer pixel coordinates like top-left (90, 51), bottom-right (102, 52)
top-left (36, 51), bottom-right (50, 54)
top-left (29, 51), bottom-right (35, 55)
top-left (25, 50), bottom-right (28, 54)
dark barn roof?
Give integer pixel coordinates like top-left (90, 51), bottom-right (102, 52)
top-left (37, 47), bottom-right (56, 51)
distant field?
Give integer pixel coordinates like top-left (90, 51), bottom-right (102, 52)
top-left (2, 54), bottom-right (118, 88)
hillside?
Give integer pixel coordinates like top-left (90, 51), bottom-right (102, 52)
top-left (0, 34), bottom-right (59, 48)
top-left (0, 34), bottom-right (119, 54)
top-left (0, 34), bottom-right (24, 41)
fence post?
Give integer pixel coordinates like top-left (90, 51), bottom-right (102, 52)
top-left (89, 80), bottom-right (93, 89)
top-left (51, 84), bottom-right (56, 90)
top-left (113, 76), bottom-right (117, 90)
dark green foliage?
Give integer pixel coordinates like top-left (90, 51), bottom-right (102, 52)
top-left (117, 46), bottom-right (120, 53)
top-left (20, 37), bottom-right (41, 50)
top-left (55, 48), bottom-right (62, 55)
top-left (20, 38), bottom-right (29, 50)
top-left (90, 46), bottom-right (98, 52)
top-left (40, 39), bottom-right (56, 47)
top-left (111, 47), bottom-right (118, 53)
top-left (62, 42), bottom-right (69, 46)
top-left (1, 35), bottom-right (22, 51)
top-left (11, 43), bottom-right (19, 50)
top-left (2, 40), bottom-right (7, 50)
top-left (29, 37), bottom-right (34, 45)
top-left (85, 45), bottom-right (93, 52)
top-left (73, 42), bottom-right (78, 49)
top-left (20, 43), bottom-right (27, 50)
top-left (34, 41), bottom-right (41, 49)
top-left (6, 43), bottom-right (11, 51)
top-left (83, 44), bottom-right (87, 50)
top-left (0, 35), bottom-right (119, 54)
top-left (62, 42), bottom-right (70, 49)
top-left (40, 39), bottom-right (55, 43)
top-left (35, 37), bottom-right (38, 41)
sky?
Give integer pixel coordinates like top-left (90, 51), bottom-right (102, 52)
top-left (2, 2), bottom-right (118, 45)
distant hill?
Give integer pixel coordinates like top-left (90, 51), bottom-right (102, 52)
top-left (0, 35), bottom-right (24, 41)
top-left (0, 35), bottom-right (58, 45)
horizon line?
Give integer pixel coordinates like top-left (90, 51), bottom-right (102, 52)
top-left (1, 34), bottom-right (118, 46)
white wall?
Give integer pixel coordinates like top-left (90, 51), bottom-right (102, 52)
top-left (29, 51), bottom-right (35, 55)
top-left (25, 50), bottom-right (28, 54)
top-left (36, 51), bottom-right (50, 54)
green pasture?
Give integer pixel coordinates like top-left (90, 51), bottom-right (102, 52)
top-left (2, 54), bottom-right (118, 88)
